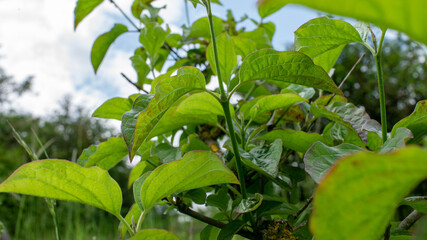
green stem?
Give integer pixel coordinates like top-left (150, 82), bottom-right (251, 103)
top-left (118, 214), bottom-right (135, 236)
top-left (375, 29), bottom-right (388, 141)
top-left (204, 0), bottom-right (247, 199)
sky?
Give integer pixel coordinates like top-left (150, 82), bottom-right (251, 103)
top-left (0, 0), bottom-right (321, 117)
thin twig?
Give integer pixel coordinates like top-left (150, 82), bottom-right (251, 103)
top-left (397, 210), bottom-right (425, 230)
top-left (109, 0), bottom-right (140, 31)
top-left (326, 53), bottom-right (366, 106)
top-left (121, 73), bottom-right (148, 93)
top-left (293, 197), bottom-right (313, 220)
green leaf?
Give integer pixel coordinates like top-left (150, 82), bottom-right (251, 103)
top-left (236, 193), bottom-right (263, 213)
top-left (129, 229), bottom-right (180, 240)
top-left (367, 131), bottom-right (383, 151)
top-left (257, 0), bottom-right (427, 45)
top-left (91, 24), bottom-right (128, 73)
top-left (139, 23), bottom-right (169, 59)
top-left (207, 33), bottom-right (237, 84)
top-left (133, 171), bottom-right (152, 211)
top-left (310, 147), bottom-right (427, 240)
top-left (139, 151), bottom-right (239, 213)
top-left (240, 139), bottom-right (282, 177)
top-left (200, 225), bottom-right (221, 240)
top-left (304, 142), bottom-right (364, 183)
top-left (259, 129), bottom-right (328, 153)
top-left (187, 16), bottom-right (224, 39)
top-left (182, 134), bottom-right (211, 155)
top-left (0, 159), bottom-right (122, 216)
top-left (149, 92), bottom-right (223, 138)
top-left (239, 27), bottom-right (272, 49)
top-left (74, 0), bottom-right (104, 29)
top-left (206, 187), bottom-right (230, 212)
top-left (128, 160), bottom-right (155, 188)
top-left (379, 128), bottom-right (413, 153)
top-left (241, 93), bottom-right (307, 120)
top-left (217, 220), bottom-right (246, 240)
top-left (92, 97), bottom-right (133, 120)
top-left (131, 0), bottom-right (154, 19)
top-left (294, 17), bottom-right (362, 72)
top-left (77, 145), bottom-right (97, 166)
top-left (401, 196), bottom-right (427, 214)
top-left (311, 102), bottom-right (382, 146)
top-left (282, 84), bottom-right (316, 100)
top-left (83, 137), bottom-right (128, 170)
top-left (231, 36), bottom-right (257, 59)
top-left (239, 49), bottom-right (342, 95)
top-left (126, 67), bottom-right (205, 160)
top-left (131, 51), bottom-right (151, 86)
top-left (185, 188), bottom-right (207, 205)
top-left (151, 143), bottom-right (181, 164)
top-left (391, 100), bottom-right (427, 144)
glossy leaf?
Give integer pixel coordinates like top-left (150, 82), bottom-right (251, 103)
top-left (151, 143), bottom-right (181, 164)
top-left (74, 0), bottom-right (103, 29)
top-left (129, 229), bottom-right (180, 240)
top-left (311, 102), bottom-right (382, 145)
top-left (91, 24), bottom-right (128, 73)
top-left (379, 128), bottom-right (413, 153)
top-left (304, 142), bottom-right (364, 183)
top-left (391, 100), bottom-right (427, 144)
top-left (311, 147), bottom-right (427, 240)
top-left (77, 145), bottom-right (97, 166)
top-left (259, 129), bottom-right (328, 153)
top-left (149, 92), bottom-right (223, 138)
top-left (0, 160), bottom-right (122, 216)
top-left (401, 196), bottom-right (427, 214)
top-left (92, 97), bottom-right (133, 120)
top-left (206, 187), bottom-right (230, 212)
top-left (239, 27), bottom-right (272, 49)
top-left (240, 139), bottom-right (282, 177)
top-left (83, 137), bottom-right (128, 170)
top-left (139, 151), bottom-right (239, 213)
top-left (239, 49), bottom-right (342, 95)
top-left (133, 171), bottom-right (152, 212)
top-left (236, 193), bottom-right (263, 213)
top-left (243, 93), bottom-right (307, 120)
top-left (257, 0), bottom-right (427, 45)
top-left (188, 16), bottom-right (224, 39)
top-left (207, 33), bottom-right (237, 84)
top-left (125, 67), bottom-right (205, 160)
top-left (139, 23), bottom-right (169, 58)
top-left (294, 17), bottom-right (362, 72)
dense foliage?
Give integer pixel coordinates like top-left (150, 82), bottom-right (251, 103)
top-left (1, 0), bottom-right (426, 239)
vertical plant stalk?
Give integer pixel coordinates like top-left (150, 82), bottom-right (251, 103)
top-left (204, 0), bottom-right (247, 199)
top-left (375, 29), bottom-right (388, 141)
top-left (119, 214), bottom-right (135, 236)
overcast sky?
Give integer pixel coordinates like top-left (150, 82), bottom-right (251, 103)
top-left (0, 0), bottom-right (319, 117)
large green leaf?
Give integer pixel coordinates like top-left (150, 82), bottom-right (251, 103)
top-left (139, 151), bottom-right (239, 213)
top-left (139, 23), bottom-right (169, 59)
top-left (303, 142), bottom-right (364, 183)
top-left (295, 17), bottom-right (362, 72)
top-left (239, 49), bottom-right (342, 95)
top-left (240, 93), bottom-right (307, 120)
top-left (311, 102), bottom-right (381, 146)
top-left (231, 36), bottom-right (257, 59)
top-left (310, 147), bottom-right (427, 240)
top-left (74, 0), bottom-right (104, 29)
top-left (83, 137), bottom-right (128, 170)
top-left (129, 229), bottom-right (180, 240)
top-left (124, 67), bottom-right (205, 160)
top-left (92, 97), bottom-right (133, 120)
top-left (187, 16), bottom-right (224, 39)
top-left (0, 160), bottom-right (122, 216)
top-left (259, 129), bottom-right (328, 153)
top-left (379, 128), bottom-right (413, 153)
top-left (257, 0), bottom-right (427, 45)
top-left (207, 33), bottom-right (237, 84)
top-left (240, 139), bottom-right (283, 177)
top-left (148, 92), bottom-right (223, 137)
top-left (391, 100), bottom-right (427, 144)
top-left (91, 24), bottom-right (128, 73)
top-left (239, 27), bottom-right (272, 49)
